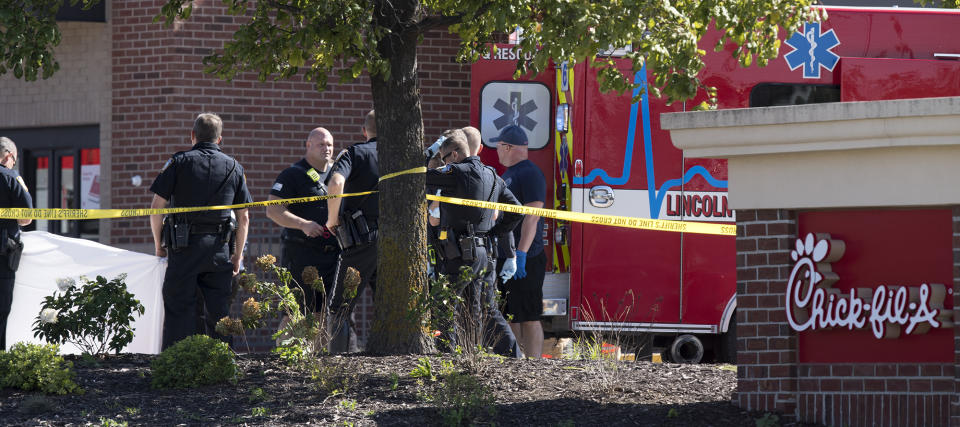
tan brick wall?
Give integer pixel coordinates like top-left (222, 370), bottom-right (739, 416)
top-left (0, 19), bottom-right (113, 242)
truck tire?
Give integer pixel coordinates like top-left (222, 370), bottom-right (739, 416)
top-left (718, 313), bottom-right (737, 364)
top-left (669, 334), bottom-right (704, 364)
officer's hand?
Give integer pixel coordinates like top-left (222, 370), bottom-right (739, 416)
top-left (426, 261), bottom-right (434, 278)
top-left (301, 221), bottom-right (323, 238)
top-left (231, 253), bottom-right (243, 276)
top-left (155, 247), bottom-right (167, 258)
top-left (514, 250), bottom-right (528, 279)
top-left (325, 220), bottom-right (338, 235)
top-left (500, 257), bottom-right (517, 282)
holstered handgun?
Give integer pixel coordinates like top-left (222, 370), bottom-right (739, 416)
top-left (334, 212), bottom-right (358, 250)
top-left (0, 229), bottom-right (23, 272)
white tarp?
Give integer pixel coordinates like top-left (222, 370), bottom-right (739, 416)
top-left (5, 231), bottom-right (166, 354)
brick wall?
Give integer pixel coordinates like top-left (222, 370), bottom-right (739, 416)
top-left (735, 208), bottom-right (960, 426)
top-left (110, 0), bottom-right (471, 250)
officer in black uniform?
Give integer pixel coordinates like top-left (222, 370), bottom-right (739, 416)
top-left (425, 133), bottom-right (524, 358)
top-left (266, 127), bottom-right (340, 313)
top-left (0, 137), bottom-right (32, 351)
top-left (325, 110), bottom-right (379, 353)
top-left (150, 113), bottom-right (253, 350)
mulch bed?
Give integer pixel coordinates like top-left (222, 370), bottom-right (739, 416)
top-left (0, 353), bottom-right (790, 426)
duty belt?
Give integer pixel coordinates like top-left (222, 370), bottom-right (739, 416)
top-left (189, 222), bottom-right (229, 234)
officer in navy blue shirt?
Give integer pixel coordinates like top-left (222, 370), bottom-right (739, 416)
top-left (266, 127), bottom-right (340, 314)
top-left (493, 124), bottom-right (547, 359)
top-left (150, 113), bottom-right (253, 350)
top-left (0, 137), bottom-right (32, 351)
top-left (426, 132), bottom-right (524, 357)
top-left (325, 110), bottom-right (379, 353)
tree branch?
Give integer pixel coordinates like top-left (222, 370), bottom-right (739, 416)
top-left (418, 2), bottom-right (495, 32)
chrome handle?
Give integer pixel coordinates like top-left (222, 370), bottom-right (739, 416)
top-left (589, 186), bottom-right (614, 208)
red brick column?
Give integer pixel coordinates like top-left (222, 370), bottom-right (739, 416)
top-left (735, 207), bottom-right (960, 426)
top-left (733, 209), bottom-right (798, 416)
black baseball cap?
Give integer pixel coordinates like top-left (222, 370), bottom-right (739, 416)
top-left (489, 125), bottom-right (528, 146)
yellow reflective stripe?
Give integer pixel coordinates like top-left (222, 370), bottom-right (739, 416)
top-left (427, 194), bottom-right (736, 236)
top-left (378, 166), bottom-right (426, 182)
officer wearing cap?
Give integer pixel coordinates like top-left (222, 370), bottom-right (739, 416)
top-left (150, 113), bottom-right (253, 350)
top-left (325, 110), bottom-right (379, 353)
top-left (0, 137), bottom-right (31, 351)
top-left (426, 132), bottom-right (524, 358)
top-left (493, 124), bottom-right (547, 359)
top-left (266, 127), bottom-right (340, 315)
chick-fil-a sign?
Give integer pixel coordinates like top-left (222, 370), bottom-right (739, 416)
top-left (786, 233), bottom-right (953, 339)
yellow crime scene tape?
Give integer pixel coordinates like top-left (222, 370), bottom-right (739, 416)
top-left (427, 194), bottom-right (735, 236)
top-left (0, 164), bottom-right (734, 236)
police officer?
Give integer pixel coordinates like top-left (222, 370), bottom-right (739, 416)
top-left (325, 110), bottom-right (379, 353)
top-left (266, 127), bottom-right (340, 314)
top-left (425, 132), bottom-right (523, 358)
top-left (0, 137), bottom-right (32, 351)
top-left (150, 113), bottom-right (253, 350)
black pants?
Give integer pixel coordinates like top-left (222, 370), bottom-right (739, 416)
top-left (161, 233), bottom-right (233, 350)
top-left (329, 241), bottom-right (377, 353)
top-left (0, 272), bottom-right (12, 351)
top-left (281, 241), bottom-right (340, 314)
top-left (441, 247), bottom-right (521, 358)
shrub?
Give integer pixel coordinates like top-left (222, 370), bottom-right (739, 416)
top-left (215, 256), bottom-right (352, 364)
top-left (150, 335), bottom-right (237, 388)
top-left (0, 342), bottom-right (81, 395)
top-left (33, 274), bottom-right (145, 355)
top-left (432, 371), bottom-right (496, 426)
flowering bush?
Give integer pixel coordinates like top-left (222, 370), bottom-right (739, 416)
top-left (215, 255), bottom-right (354, 364)
top-left (32, 274), bottom-right (145, 356)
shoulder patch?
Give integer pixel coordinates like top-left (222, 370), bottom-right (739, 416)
top-left (335, 149), bottom-right (348, 163)
top-left (272, 182), bottom-right (283, 191)
top-left (15, 175), bottom-right (28, 193)
top-left (159, 159), bottom-right (172, 173)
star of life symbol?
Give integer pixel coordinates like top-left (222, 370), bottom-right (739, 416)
top-left (493, 91), bottom-right (538, 131)
top-left (784, 22), bottom-right (840, 79)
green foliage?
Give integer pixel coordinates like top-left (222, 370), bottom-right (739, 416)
top-left (755, 412), bottom-right (780, 427)
top-left (410, 357), bottom-right (455, 382)
top-left (248, 387), bottom-right (269, 403)
top-left (0, 342), bottom-right (81, 395)
top-left (99, 418), bottom-right (128, 427)
top-left (429, 371), bottom-right (496, 426)
top-left (251, 407), bottom-right (269, 417)
top-left (311, 359), bottom-right (359, 397)
top-left (389, 372), bottom-right (400, 391)
top-left (216, 256), bottom-right (341, 365)
top-left (150, 335), bottom-right (238, 388)
top-left (667, 407), bottom-right (679, 418)
top-left (339, 398), bottom-right (358, 411)
top-left (33, 275), bottom-right (145, 356)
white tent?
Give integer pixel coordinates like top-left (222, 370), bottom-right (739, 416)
top-left (4, 231), bottom-right (165, 354)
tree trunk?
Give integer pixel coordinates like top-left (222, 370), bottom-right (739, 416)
top-left (366, 0), bottom-right (434, 354)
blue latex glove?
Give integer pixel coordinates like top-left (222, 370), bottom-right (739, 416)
top-left (514, 250), bottom-right (528, 279)
top-left (426, 261), bottom-right (435, 278)
top-left (500, 257), bottom-right (517, 282)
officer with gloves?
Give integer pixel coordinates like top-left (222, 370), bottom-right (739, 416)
top-left (426, 132), bottom-right (523, 358)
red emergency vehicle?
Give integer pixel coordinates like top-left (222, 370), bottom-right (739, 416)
top-left (470, 6), bottom-right (960, 362)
